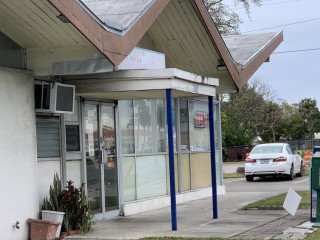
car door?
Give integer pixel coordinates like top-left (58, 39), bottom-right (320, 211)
top-left (287, 145), bottom-right (298, 172)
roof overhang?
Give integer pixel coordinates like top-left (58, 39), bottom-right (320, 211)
top-left (48, 0), bottom-right (170, 71)
top-left (63, 68), bottom-right (219, 100)
top-left (193, 0), bottom-right (283, 91)
top-left (48, 0), bottom-right (283, 93)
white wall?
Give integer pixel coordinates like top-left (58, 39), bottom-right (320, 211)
top-left (37, 161), bottom-right (61, 207)
top-left (27, 45), bottom-right (98, 76)
top-left (0, 67), bottom-right (38, 239)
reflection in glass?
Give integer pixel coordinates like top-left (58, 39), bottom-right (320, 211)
top-left (84, 104), bottom-right (101, 213)
top-left (122, 157), bottom-right (136, 202)
top-left (101, 106), bottom-right (118, 211)
top-left (119, 101), bottom-right (134, 154)
top-left (101, 105), bottom-right (116, 155)
top-left (134, 99), bottom-right (166, 154)
top-left (214, 102), bottom-right (222, 149)
top-left (104, 157), bottom-right (118, 211)
top-left (189, 101), bottom-right (210, 152)
top-left (156, 99), bottom-right (166, 152)
top-left (134, 99), bottom-right (152, 153)
top-left (136, 155), bottom-right (167, 199)
top-left (179, 100), bottom-right (189, 151)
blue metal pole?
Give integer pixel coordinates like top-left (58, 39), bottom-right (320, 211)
top-left (208, 96), bottom-right (218, 219)
top-left (166, 89), bottom-right (177, 231)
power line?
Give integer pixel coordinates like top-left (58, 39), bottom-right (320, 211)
top-left (261, 0), bottom-right (305, 6)
top-left (242, 17), bottom-right (320, 33)
top-left (272, 48), bottom-right (320, 54)
top-left (226, 0), bottom-right (304, 9)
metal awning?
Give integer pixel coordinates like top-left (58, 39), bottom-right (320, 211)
top-left (62, 68), bottom-right (219, 100)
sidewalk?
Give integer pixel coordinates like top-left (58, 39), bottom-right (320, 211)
top-left (66, 191), bottom-right (313, 240)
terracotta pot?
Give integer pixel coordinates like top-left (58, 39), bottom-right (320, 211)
top-left (28, 218), bottom-right (61, 240)
top-left (60, 229), bottom-right (82, 237)
top-left (42, 210), bottom-right (65, 238)
top-left (67, 229), bottom-right (82, 236)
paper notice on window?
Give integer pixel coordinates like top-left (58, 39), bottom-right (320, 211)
top-left (283, 187), bottom-right (302, 216)
top-left (87, 123), bottom-right (94, 157)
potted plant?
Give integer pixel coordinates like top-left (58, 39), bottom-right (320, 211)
top-left (42, 174), bottom-right (93, 237)
top-left (41, 174), bottom-right (65, 238)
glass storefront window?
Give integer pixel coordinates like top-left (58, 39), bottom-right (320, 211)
top-left (84, 104), bottom-right (101, 213)
top-left (156, 99), bottom-right (166, 152)
top-left (104, 157), bottom-right (118, 211)
top-left (179, 100), bottom-right (189, 152)
top-left (136, 155), bottom-right (167, 199)
top-left (134, 99), bottom-right (153, 153)
top-left (134, 99), bottom-right (166, 154)
top-left (122, 157), bottom-right (136, 202)
top-left (119, 98), bottom-right (222, 202)
top-left (189, 101), bottom-right (210, 152)
top-left (119, 101), bottom-right (134, 154)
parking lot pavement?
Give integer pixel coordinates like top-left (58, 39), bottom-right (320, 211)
top-left (223, 161), bottom-right (245, 173)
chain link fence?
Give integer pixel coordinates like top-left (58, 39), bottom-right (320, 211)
top-left (281, 139), bottom-right (320, 151)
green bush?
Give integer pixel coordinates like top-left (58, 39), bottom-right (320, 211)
top-left (42, 174), bottom-right (93, 233)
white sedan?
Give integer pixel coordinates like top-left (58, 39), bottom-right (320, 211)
top-left (245, 143), bottom-right (303, 181)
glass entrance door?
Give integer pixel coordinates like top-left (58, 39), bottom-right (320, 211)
top-left (84, 103), bottom-right (118, 215)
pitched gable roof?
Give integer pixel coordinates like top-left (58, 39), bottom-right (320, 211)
top-left (78, 0), bottom-right (155, 34)
top-left (47, 0), bottom-right (283, 92)
top-left (49, 0), bottom-right (170, 70)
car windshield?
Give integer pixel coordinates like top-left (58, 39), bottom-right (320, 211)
top-left (251, 145), bottom-right (283, 154)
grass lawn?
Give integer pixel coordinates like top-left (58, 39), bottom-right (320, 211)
top-left (223, 172), bottom-right (244, 178)
top-left (305, 229), bottom-right (320, 240)
top-left (242, 190), bottom-right (310, 210)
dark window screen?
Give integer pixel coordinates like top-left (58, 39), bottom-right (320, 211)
top-left (35, 84), bottom-right (42, 109)
top-left (35, 84), bottom-right (51, 110)
top-left (43, 85), bottom-right (51, 110)
top-left (66, 125), bottom-right (80, 151)
top-left (56, 85), bottom-right (74, 112)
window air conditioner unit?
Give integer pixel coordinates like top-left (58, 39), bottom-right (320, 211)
top-left (35, 82), bottom-right (75, 114)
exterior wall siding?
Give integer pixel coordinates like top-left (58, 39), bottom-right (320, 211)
top-left (0, 67), bottom-right (38, 239)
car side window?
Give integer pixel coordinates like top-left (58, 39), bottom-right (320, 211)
top-left (286, 145), bottom-right (293, 154)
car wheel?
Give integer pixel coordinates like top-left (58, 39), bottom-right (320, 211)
top-left (246, 175), bottom-right (254, 182)
top-left (288, 165), bottom-right (294, 180)
top-left (296, 162), bottom-right (304, 177)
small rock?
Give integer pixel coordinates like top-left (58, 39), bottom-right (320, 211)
top-left (236, 167), bottom-right (245, 176)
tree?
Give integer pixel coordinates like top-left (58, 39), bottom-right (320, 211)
top-left (204, 0), bottom-right (262, 35)
top-left (298, 98), bottom-right (320, 138)
top-left (275, 102), bottom-right (306, 140)
top-left (259, 101), bottom-right (282, 143)
top-left (222, 78), bottom-right (277, 139)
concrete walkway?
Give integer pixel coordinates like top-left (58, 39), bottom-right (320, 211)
top-left (66, 163), bottom-right (312, 239)
top-left (66, 191), bottom-right (313, 239)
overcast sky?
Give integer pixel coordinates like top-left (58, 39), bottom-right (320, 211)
top-left (224, 0), bottom-right (320, 105)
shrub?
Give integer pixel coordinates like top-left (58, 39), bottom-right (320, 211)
top-left (42, 174), bottom-right (93, 233)
top-left (59, 181), bottom-right (93, 232)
